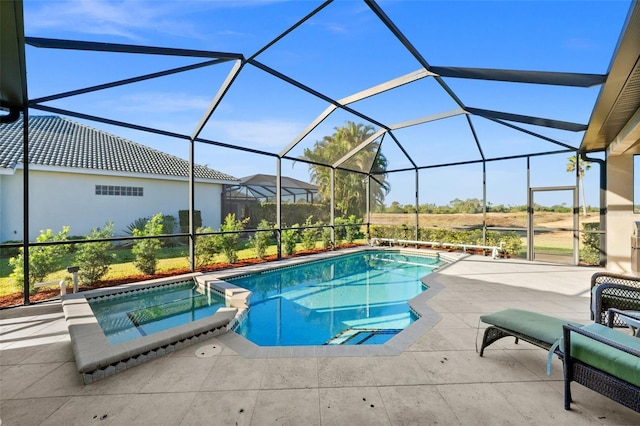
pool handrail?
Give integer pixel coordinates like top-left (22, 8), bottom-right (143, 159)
top-left (369, 238), bottom-right (503, 259)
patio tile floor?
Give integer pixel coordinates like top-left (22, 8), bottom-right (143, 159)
top-left (2, 255), bottom-right (640, 425)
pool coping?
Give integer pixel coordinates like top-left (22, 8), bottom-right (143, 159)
top-left (62, 246), bottom-right (465, 383)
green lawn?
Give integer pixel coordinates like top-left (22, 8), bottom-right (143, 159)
top-left (532, 246), bottom-right (574, 255)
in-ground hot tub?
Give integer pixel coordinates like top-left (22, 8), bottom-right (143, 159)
top-left (62, 273), bottom-right (248, 384)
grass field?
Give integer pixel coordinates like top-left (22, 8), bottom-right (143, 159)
top-left (371, 211), bottom-right (599, 250)
top-left (370, 211), bottom-right (599, 230)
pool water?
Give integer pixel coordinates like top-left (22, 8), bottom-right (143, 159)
top-left (88, 282), bottom-right (226, 345)
top-left (231, 251), bottom-right (441, 346)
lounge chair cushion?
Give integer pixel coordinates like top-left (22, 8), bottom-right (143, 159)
top-left (568, 323), bottom-right (640, 387)
top-left (480, 309), bottom-right (581, 346)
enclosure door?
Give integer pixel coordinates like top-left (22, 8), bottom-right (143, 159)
top-left (528, 187), bottom-right (578, 265)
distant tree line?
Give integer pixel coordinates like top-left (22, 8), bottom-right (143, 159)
top-left (376, 198), bottom-right (598, 215)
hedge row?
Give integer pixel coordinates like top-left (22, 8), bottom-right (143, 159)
top-left (243, 203), bottom-right (330, 229)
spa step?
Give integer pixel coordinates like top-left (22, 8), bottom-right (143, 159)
top-left (324, 328), bottom-right (402, 345)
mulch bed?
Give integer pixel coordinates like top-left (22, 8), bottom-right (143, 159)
top-left (1, 245), bottom-right (362, 309)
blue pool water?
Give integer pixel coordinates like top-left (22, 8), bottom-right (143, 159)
top-left (88, 282), bottom-right (226, 345)
top-left (231, 251), bottom-right (441, 346)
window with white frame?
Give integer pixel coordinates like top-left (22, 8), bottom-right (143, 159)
top-left (95, 185), bottom-right (143, 197)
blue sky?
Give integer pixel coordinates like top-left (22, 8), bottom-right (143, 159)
top-left (22, 0), bottom-right (633, 207)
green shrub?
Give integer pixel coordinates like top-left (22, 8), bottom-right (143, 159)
top-left (9, 226), bottom-right (71, 293)
top-left (75, 222), bottom-right (115, 285)
top-left (321, 226), bottom-right (333, 249)
top-left (581, 222), bottom-right (600, 265)
top-left (132, 214), bottom-right (163, 275)
top-left (161, 215), bottom-right (176, 234)
top-left (344, 215), bottom-right (363, 243)
top-left (300, 216), bottom-right (318, 250)
top-left (486, 230), bottom-right (522, 257)
top-left (334, 217), bottom-right (346, 244)
top-left (160, 215), bottom-right (179, 247)
top-left (249, 220), bottom-right (272, 260)
top-left (215, 214), bottom-right (247, 264)
top-left (125, 216), bottom-right (149, 235)
top-left (282, 225), bottom-right (299, 256)
top-left (195, 226), bottom-right (218, 267)
top-left (126, 214), bottom-right (178, 247)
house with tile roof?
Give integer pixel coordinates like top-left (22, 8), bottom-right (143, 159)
top-left (0, 116), bottom-right (239, 242)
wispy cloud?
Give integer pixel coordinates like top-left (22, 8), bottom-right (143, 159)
top-left (563, 37), bottom-right (598, 51)
top-left (24, 0), bottom-right (290, 41)
top-left (25, 0), bottom-right (203, 41)
top-left (210, 119), bottom-right (303, 148)
top-left (109, 92), bottom-right (212, 113)
top-left (322, 22), bottom-right (349, 35)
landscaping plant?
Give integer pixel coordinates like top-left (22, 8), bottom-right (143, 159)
top-left (195, 226), bottom-right (218, 268)
top-left (132, 213), bottom-right (163, 275)
top-left (300, 216), bottom-right (318, 250)
top-left (321, 226), bottom-right (333, 249)
top-left (215, 214), bottom-right (248, 264)
top-left (249, 220), bottom-right (272, 260)
top-left (124, 216), bottom-right (149, 235)
top-left (344, 215), bottom-right (363, 243)
top-left (281, 225), bottom-right (299, 256)
top-left (9, 226), bottom-right (71, 294)
top-left (581, 222), bottom-right (601, 265)
top-left (75, 222), bottom-right (116, 285)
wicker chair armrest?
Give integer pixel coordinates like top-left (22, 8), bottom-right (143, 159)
top-left (607, 308), bottom-right (640, 332)
top-left (591, 271), bottom-right (640, 290)
top-left (562, 324), bottom-right (640, 358)
top-left (590, 272), bottom-right (640, 321)
top-left (607, 308), bottom-right (640, 322)
top-left (592, 283), bottom-right (640, 325)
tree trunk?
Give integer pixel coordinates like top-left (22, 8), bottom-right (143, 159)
top-left (580, 176), bottom-right (587, 216)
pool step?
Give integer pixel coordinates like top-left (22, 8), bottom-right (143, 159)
top-left (324, 328), bottom-right (402, 345)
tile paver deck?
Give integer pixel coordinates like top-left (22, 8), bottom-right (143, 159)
top-left (2, 254), bottom-right (640, 425)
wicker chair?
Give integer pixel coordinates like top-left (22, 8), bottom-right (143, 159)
top-left (591, 272), bottom-right (640, 327)
top-left (559, 309), bottom-right (640, 413)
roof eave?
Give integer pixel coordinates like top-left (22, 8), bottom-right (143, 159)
top-left (0, 0), bottom-right (27, 119)
top-left (580, 0), bottom-right (640, 154)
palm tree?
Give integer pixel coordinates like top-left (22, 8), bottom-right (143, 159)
top-left (567, 155), bottom-right (591, 216)
top-left (301, 121), bottom-right (390, 218)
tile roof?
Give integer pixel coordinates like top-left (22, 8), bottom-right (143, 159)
top-left (0, 116), bottom-right (238, 182)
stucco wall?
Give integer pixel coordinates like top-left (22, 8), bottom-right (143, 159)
top-left (606, 154), bottom-right (636, 273)
top-left (0, 172), bottom-right (25, 242)
top-left (0, 170), bottom-right (223, 242)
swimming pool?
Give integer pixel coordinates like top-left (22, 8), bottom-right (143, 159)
top-left (88, 282), bottom-right (227, 345)
top-left (62, 247), bottom-right (454, 383)
top-left (230, 251), bottom-right (441, 346)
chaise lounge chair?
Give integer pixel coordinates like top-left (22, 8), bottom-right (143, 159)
top-left (479, 307), bottom-right (640, 413)
top-left (559, 308), bottom-right (640, 413)
top-left (478, 308), bottom-right (581, 356)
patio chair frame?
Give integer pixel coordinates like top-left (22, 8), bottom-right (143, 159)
top-left (591, 272), bottom-right (640, 327)
top-left (559, 309), bottom-right (640, 413)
